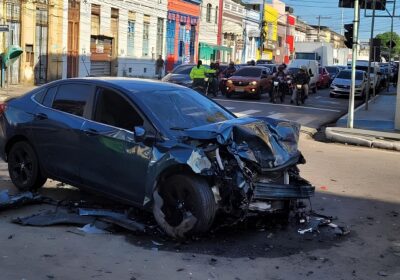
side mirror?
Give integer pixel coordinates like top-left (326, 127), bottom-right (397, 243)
top-left (133, 126), bottom-right (146, 142)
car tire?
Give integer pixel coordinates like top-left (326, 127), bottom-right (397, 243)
top-left (153, 174), bottom-right (216, 238)
top-left (312, 86), bottom-right (317, 94)
top-left (8, 141), bottom-right (47, 192)
top-left (226, 92), bottom-right (232, 98)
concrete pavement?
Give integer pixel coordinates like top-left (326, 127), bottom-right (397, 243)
top-left (326, 87), bottom-right (400, 151)
top-left (213, 87), bottom-right (363, 131)
top-left (0, 136), bottom-right (399, 280)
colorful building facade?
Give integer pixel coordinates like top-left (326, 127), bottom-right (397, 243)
top-left (165, 0), bottom-right (201, 71)
top-left (261, 5), bottom-right (278, 60)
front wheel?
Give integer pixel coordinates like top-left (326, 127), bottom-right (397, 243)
top-left (8, 141), bottom-right (47, 191)
top-left (153, 175), bottom-right (216, 238)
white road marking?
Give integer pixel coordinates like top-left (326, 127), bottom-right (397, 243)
top-left (214, 98), bottom-right (341, 113)
top-left (267, 113), bottom-right (286, 119)
top-left (235, 109), bottom-right (261, 117)
top-left (225, 106), bottom-right (235, 110)
top-left (296, 116), bottom-right (316, 124)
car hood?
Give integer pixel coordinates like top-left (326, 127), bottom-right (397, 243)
top-left (182, 117), bottom-right (301, 170)
top-left (229, 76), bottom-right (261, 82)
top-left (333, 78), bottom-right (363, 86)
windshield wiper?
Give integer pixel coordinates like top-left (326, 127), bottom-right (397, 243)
top-left (169, 127), bottom-right (189, 131)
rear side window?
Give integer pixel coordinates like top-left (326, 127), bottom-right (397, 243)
top-left (52, 84), bottom-right (93, 117)
top-left (43, 86), bottom-right (57, 107)
top-left (33, 88), bottom-right (46, 103)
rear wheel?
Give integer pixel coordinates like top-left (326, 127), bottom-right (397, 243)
top-left (153, 175), bottom-right (216, 238)
top-left (8, 141), bottom-right (46, 191)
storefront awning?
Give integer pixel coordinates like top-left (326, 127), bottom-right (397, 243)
top-left (199, 42), bottom-right (232, 53)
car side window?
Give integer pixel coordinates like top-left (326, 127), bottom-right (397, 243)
top-left (33, 88), bottom-right (46, 103)
top-left (52, 84), bottom-right (93, 117)
top-left (42, 86), bottom-right (57, 107)
top-left (94, 88), bottom-right (144, 131)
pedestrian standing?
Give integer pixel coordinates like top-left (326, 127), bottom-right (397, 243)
top-left (155, 55), bottom-right (165, 80)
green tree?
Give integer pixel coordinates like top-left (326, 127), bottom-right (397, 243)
top-left (375, 32), bottom-right (400, 58)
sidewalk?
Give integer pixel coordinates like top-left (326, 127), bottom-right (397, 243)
top-left (325, 86), bottom-right (400, 151)
top-left (0, 84), bottom-right (37, 101)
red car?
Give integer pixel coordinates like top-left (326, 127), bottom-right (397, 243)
top-left (317, 67), bottom-right (331, 89)
top-left (225, 66), bottom-right (272, 99)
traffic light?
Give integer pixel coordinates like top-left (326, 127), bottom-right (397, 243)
top-left (344, 23), bottom-right (353, 49)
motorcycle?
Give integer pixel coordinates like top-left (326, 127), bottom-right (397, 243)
top-left (271, 79), bottom-right (286, 103)
top-left (295, 83), bottom-right (306, 106)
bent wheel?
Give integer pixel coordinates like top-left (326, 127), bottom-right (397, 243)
top-left (8, 141), bottom-right (46, 191)
top-left (153, 175), bottom-right (216, 238)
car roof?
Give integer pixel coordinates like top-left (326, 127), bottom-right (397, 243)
top-left (236, 66), bottom-right (266, 70)
top-left (55, 77), bottom-right (188, 92)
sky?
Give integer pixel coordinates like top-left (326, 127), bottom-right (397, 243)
top-left (274, 0), bottom-right (400, 41)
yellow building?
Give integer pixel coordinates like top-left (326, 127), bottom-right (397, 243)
top-left (260, 5), bottom-right (278, 60)
top-left (0, 0), bottom-right (64, 86)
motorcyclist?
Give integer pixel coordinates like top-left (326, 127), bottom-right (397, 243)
top-left (190, 60), bottom-right (216, 93)
top-left (269, 64), bottom-right (287, 101)
top-left (207, 62), bottom-right (219, 96)
top-left (223, 62), bottom-right (236, 78)
top-left (291, 65), bottom-right (310, 104)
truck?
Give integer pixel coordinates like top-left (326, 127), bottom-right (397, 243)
top-left (294, 42), bottom-right (349, 67)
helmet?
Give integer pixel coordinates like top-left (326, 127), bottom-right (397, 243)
top-left (300, 65), bottom-right (308, 71)
top-left (282, 63), bottom-right (287, 69)
top-left (229, 61), bottom-right (234, 66)
top-left (278, 65), bottom-right (285, 71)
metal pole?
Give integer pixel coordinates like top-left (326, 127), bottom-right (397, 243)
top-left (260, 0), bottom-right (266, 59)
top-left (365, 0), bottom-right (376, 111)
top-left (347, 0), bottom-right (360, 129)
top-left (317, 15), bottom-right (320, 41)
top-left (387, 0), bottom-right (396, 92)
top-left (373, 46), bottom-right (376, 98)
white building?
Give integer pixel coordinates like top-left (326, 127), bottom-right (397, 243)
top-left (198, 0), bottom-right (221, 64)
top-left (63, 0), bottom-right (168, 79)
top-left (222, 0), bottom-right (246, 63)
top-left (243, 8), bottom-right (260, 63)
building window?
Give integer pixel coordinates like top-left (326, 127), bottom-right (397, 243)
top-left (166, 20), bottom-right (175, 55)
top-left (178, 24), bottom-right (185, 58)
top-left (215, 6), bottom-right (218, 24)
top-left (142, 15), bottom-right (150, 57)
top-left (25, 44), bottom-right (34, 67)
top-left (189, 25), bottom-right (196, 62)
top-left (91, 4), bottom-right (100, 36)
top-left (127, 11), bottom-right (135, 57)
top-left (278, 36), bottom-right (282, 47)
top-left (156, 18), bottom-right (164, 56)
top-left (206, 4), bottom-right (212, 23)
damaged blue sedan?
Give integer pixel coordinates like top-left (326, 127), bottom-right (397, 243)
top-left (0, 78), bottom-right (314, 238)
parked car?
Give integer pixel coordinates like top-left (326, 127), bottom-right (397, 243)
top-left (325, 66), bottom-right (341, 82)
top-left (256, 59), bottom-right (274, 65)
top-left (162, 64), bottom-right (208, 88)
top-left (317, 67), bottom-right (331, 88)
top-left (225, 66), bottom-right (272, 99)
top-left (0, 78), bottom-right (314, 238)
top-left (330, 69), bottom-right (368, 98)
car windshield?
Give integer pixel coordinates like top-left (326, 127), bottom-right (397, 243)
top-left (233, 68), bottom-right (262, 77)
top-left (326, 67), bottom-right (338, 74)
top-left (134, 89), bottom-right (235, 134)
top-left (336, 71), bottom-right (363, 80)
top-left (172, 65), bottom-right (194, 74)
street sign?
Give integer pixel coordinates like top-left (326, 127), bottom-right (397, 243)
top-left (386, 40), bottom-right (397, 49)
top-left (0, 25), bottom-right (9, 32)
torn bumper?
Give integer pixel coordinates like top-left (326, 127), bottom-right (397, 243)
top-left (253, 182), bottom-right (315, 200)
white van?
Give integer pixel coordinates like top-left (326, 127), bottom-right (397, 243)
top-left (288, 59), bottom-right (319, 93)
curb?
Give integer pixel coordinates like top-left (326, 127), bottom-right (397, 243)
top-left (325, 127), bottom-right (400, 152)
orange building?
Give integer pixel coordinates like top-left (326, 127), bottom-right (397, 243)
top-left (166, 0), bottom-right (201, 71)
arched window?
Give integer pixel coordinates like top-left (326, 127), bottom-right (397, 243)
top-left (215, 6), bottom-right (218, 24)
top-left (206, 4), bottom-right (212, 23)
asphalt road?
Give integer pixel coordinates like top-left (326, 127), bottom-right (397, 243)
top-left (0, 137), bottom-right (399, 280)
top-left (212, 87), bottom-right (364, 129)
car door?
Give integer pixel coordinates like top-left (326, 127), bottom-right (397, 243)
top-left (31, 82), bottom-right (95, 183)
top-left (79, 86), bottom-right (154, 204)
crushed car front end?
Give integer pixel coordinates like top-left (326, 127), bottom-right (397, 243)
top-left (150, 117), bottom-right (314, 238)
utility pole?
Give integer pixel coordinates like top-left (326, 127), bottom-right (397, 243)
top-left (347, 0), bottom-right (360, 129)
top-left (341, 9), bottom-right (344, 35)
top-left (316, 15), bottom-right (331, 41)
top-left (365, 0), bottom-right (377, 110)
